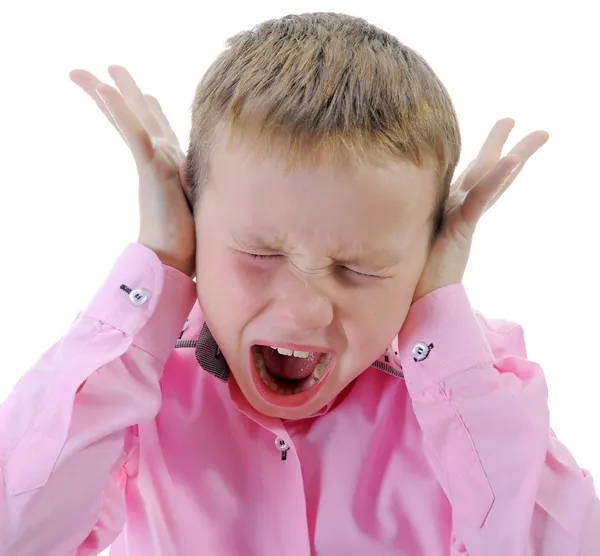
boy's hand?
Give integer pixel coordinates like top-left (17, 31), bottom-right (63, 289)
top-left (413, 118), bottom-right (549, 303)
top-left (70, 66), bottom-right (196, 278)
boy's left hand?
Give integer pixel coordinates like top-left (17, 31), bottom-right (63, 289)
top-left (413, 118), bottom-right (550, 303)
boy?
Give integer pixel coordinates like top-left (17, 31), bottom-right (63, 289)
top-left (1, 12), bottom-right (598, 556)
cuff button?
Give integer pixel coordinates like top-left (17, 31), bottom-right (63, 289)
top-left (412, 341), bottom-right (434, 362)
top-left (128, 288), bottom-right (149, 306)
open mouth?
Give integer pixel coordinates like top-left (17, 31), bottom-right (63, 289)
top-left (250, 345), bottom-right (334, 407)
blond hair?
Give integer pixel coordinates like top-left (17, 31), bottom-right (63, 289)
top-left (188, 12), bottom-right (461, 242)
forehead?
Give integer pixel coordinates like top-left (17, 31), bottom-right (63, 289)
top-left (207, 138), bottom-right (438, 255)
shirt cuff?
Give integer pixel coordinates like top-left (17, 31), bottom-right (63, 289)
top-left (396, 284), bottom-right (494, 398)
top-left (80, 243), bottom-right (197, 363)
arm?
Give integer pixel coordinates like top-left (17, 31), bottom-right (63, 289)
top-left (397, 284), bottom-right (600, 555)
top-left (0, 243), bottom-right (196, 556)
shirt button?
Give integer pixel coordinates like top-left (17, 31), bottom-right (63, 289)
top-left (128, 288), bottom-right (149, 306)
top-left (274, 437), bottom-right (289, 452)
top-left (412, 341), bottom-right (433, 362)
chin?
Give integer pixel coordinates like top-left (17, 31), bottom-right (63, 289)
top-left (249, 397), bottom-right (326, 420)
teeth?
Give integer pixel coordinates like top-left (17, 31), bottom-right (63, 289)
top-left (312, 364), bottom-right (325, 380)
top-left (270, 346), bottom-right (310, 358)
top-left (254, 355), bottom-right (264, 373)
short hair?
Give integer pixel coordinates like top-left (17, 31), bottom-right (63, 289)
top-left (188, 12), bottom-right (461, 242)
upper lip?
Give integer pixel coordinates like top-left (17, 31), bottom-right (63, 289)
top-left (253, 341), bottom-right (335, 354)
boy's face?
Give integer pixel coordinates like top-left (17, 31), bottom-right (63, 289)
top-left (195, 136), bottom-right (438, 419)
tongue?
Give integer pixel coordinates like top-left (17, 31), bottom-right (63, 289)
top-left (260, 347), bottom-right (321, 381)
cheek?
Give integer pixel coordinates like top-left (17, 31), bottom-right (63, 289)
top-left (196, 239), bottom-right (270, 323)
top-left (342, 276), bottom-right (416, 365)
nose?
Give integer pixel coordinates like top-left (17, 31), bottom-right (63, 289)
top-left (274, 272), bottom-right (334, 333)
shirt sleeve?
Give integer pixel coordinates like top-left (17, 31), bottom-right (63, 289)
top-left (0, 243), bottom-right (197, 556)
top-left (397, 283), bottom-right (600, 556)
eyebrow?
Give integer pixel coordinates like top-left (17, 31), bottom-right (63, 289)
top-left (231, 231), bottom-right (401, 270)
top-left (335, 249), bottom-right (401, 270)
top-left (231, 231), bottom-right (283, 251)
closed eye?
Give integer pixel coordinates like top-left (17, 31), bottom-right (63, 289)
top-left (339, 266), bottom-right (383, 279)
top-left (245, 253), bottom-right (283, 260)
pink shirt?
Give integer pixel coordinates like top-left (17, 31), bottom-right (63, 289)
top-left (1, 243), bottom-right (599, 556)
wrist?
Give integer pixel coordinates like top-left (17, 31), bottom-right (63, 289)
top-left (159, 255), bottom-right (195, 278)
top-left (412, 280), bottom-right (462, 304)
top-left (138, 243), bottom-right (195, 278)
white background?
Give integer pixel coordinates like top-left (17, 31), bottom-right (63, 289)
top-left (0, 1), bottom-right (598, 554)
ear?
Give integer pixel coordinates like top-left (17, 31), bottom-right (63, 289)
top-left (178, 156), bottom-right (194, 208)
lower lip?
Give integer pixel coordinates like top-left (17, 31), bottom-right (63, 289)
top-left (248, 348), bottom-right (334, 408)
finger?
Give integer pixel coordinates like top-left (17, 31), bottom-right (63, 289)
top-left (108, 65), bottom-right (163, 138)
top-left (460, 154), bottom-right (521, 226)
top-left (95, 84), bottom-right (154, 163)
top-left (476, 118), bottom-right (516, 162)
top-left (70, 69), bottom-right (126, 143)
top-left (144, 94), bottom-right (181, 147)
top-left (458, 118), bottom-right (516, 193)
top-left (488, 130), bottom-right (550, 205)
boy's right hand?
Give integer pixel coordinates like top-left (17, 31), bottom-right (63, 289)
top-left (70, 65), bottom-right (196, 278)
